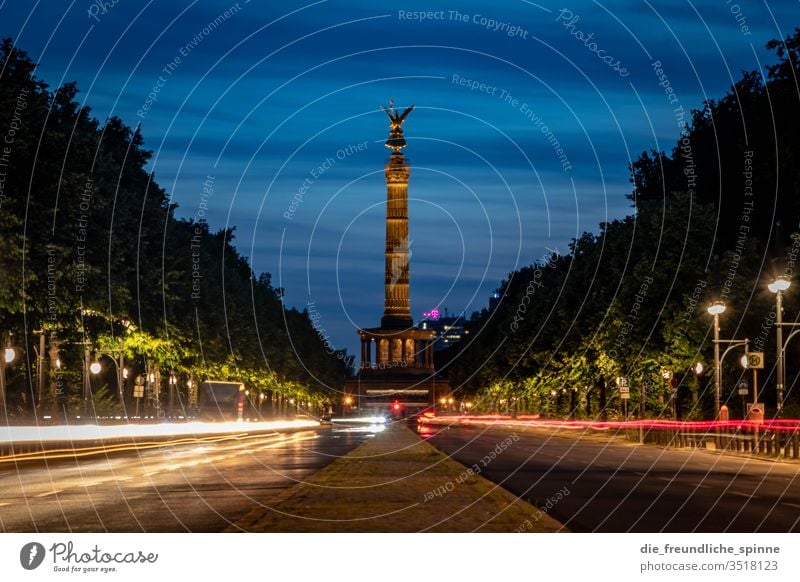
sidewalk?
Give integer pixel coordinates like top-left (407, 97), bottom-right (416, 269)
top-left (231, 423), bottom-right (566, 532)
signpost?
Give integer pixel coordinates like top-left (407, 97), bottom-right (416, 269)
top-left (738, 380), bottom-right (749, 419)
top-left (133, 379), bottom-right (144, 417)
top-left (617, 377), bottom-right (630, 417)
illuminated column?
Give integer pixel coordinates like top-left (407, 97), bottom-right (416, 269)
top-left (382, 151), bottom-right (412, 329)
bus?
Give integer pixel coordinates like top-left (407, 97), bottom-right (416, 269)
top-left (197, 381), bottom-right (245, 422)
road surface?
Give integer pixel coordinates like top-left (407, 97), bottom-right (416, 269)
top-left (0, 428), bottom-right (367, 532)
top-left (424, 424), bottom-right (800, 532)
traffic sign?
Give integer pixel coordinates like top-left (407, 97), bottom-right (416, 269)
top-left (133, 386), bottom-right (144, 398)
top-left (738, 388), bottom-right (749, 396)
top-left (620, 391), bottom-right (630, 400)
top-left (741, 353), bottom-right (765, 369)
top-left (619, 385), bottom-right (630, 395)
top-left (616, 377), bottom-right (629, 388)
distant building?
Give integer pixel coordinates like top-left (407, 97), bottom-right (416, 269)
top-left (419, 307), bottom-right (465, 351)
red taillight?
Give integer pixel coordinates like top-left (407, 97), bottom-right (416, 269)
top-left (393, 401), bottom-right (401, 411)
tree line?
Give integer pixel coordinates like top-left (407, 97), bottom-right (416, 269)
top-left (443, 28), bottom-right (800, 420)
top-left (0, 39), bottom-right (347, 421)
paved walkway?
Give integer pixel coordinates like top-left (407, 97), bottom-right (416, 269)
top-left (232, 423), bottom-right (566, 532)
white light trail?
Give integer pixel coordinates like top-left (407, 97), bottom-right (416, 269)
top-left (0, 419), bottom-right (319, 443)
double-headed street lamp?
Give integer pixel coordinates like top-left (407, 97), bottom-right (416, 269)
top-left (768, 276), bottom-right (796, 416)
top-left (707, 301), bottom-right (750, 418)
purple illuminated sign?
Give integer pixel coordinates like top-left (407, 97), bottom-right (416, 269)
top-left (423, 308), bottom-right (440, 320)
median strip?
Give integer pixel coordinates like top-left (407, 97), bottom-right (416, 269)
top-left (232, 423), bottom-right (566, 532)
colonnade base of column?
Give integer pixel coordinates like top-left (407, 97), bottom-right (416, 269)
top-left (358, 327), bottom-right (437, 371)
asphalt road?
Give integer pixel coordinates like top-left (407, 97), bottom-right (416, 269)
top-left (424, 425), bottom-right (800, 532)
top-left (0, 428), bottom-right (367, 532)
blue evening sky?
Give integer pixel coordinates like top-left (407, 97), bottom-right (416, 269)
top-left (1, 0), bottom-right (796, 360)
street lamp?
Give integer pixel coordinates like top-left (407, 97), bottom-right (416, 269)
top-left (768, 276), bottom-right (791, 416)
top-left (0, 344), bottom-right (16, 420)
top-left (90, 361), bottom-right (102, 375)
top-left (708, 301), bottom-right (727, 418)
top-left (661, 368), bottom-right (674, 418)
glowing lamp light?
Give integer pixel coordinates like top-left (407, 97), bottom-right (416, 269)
top-left (465, 402), bottom-right (473, 409)
top-left (55, 358), bottom-right (62, 370)
top-left (694, 362), bottom-right (703, 375)
top-left (707, 302), bottom-right (727, 316)
top-left (768, 276), bottom-right (791, 294)
top-left (740, 355), bottom-right (749, 369)
top-left (393, 401), bottom-right (401, 411)
top-left (4, 347), bottom-right (15, 364)
top-left (661, 369), bottom-right (673, 380)
top-left (122, 368), bottom-right (129, 379)
top-left (89, 361), bottom-right (101, 374)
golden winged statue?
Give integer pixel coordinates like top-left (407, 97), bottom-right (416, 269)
top-left (381, 99), bottom-right (414, 152)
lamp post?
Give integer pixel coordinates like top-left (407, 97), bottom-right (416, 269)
top-left (708, 301), bottom-right (727, 418)
top-left (662, 368), bottom-right (674, 418)
top-left (168, 374), bottom-right (177, 414)
top-left (768, 276), bottom-right (791, 416)
top-left (0, 344), bottom-right (16, 421)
